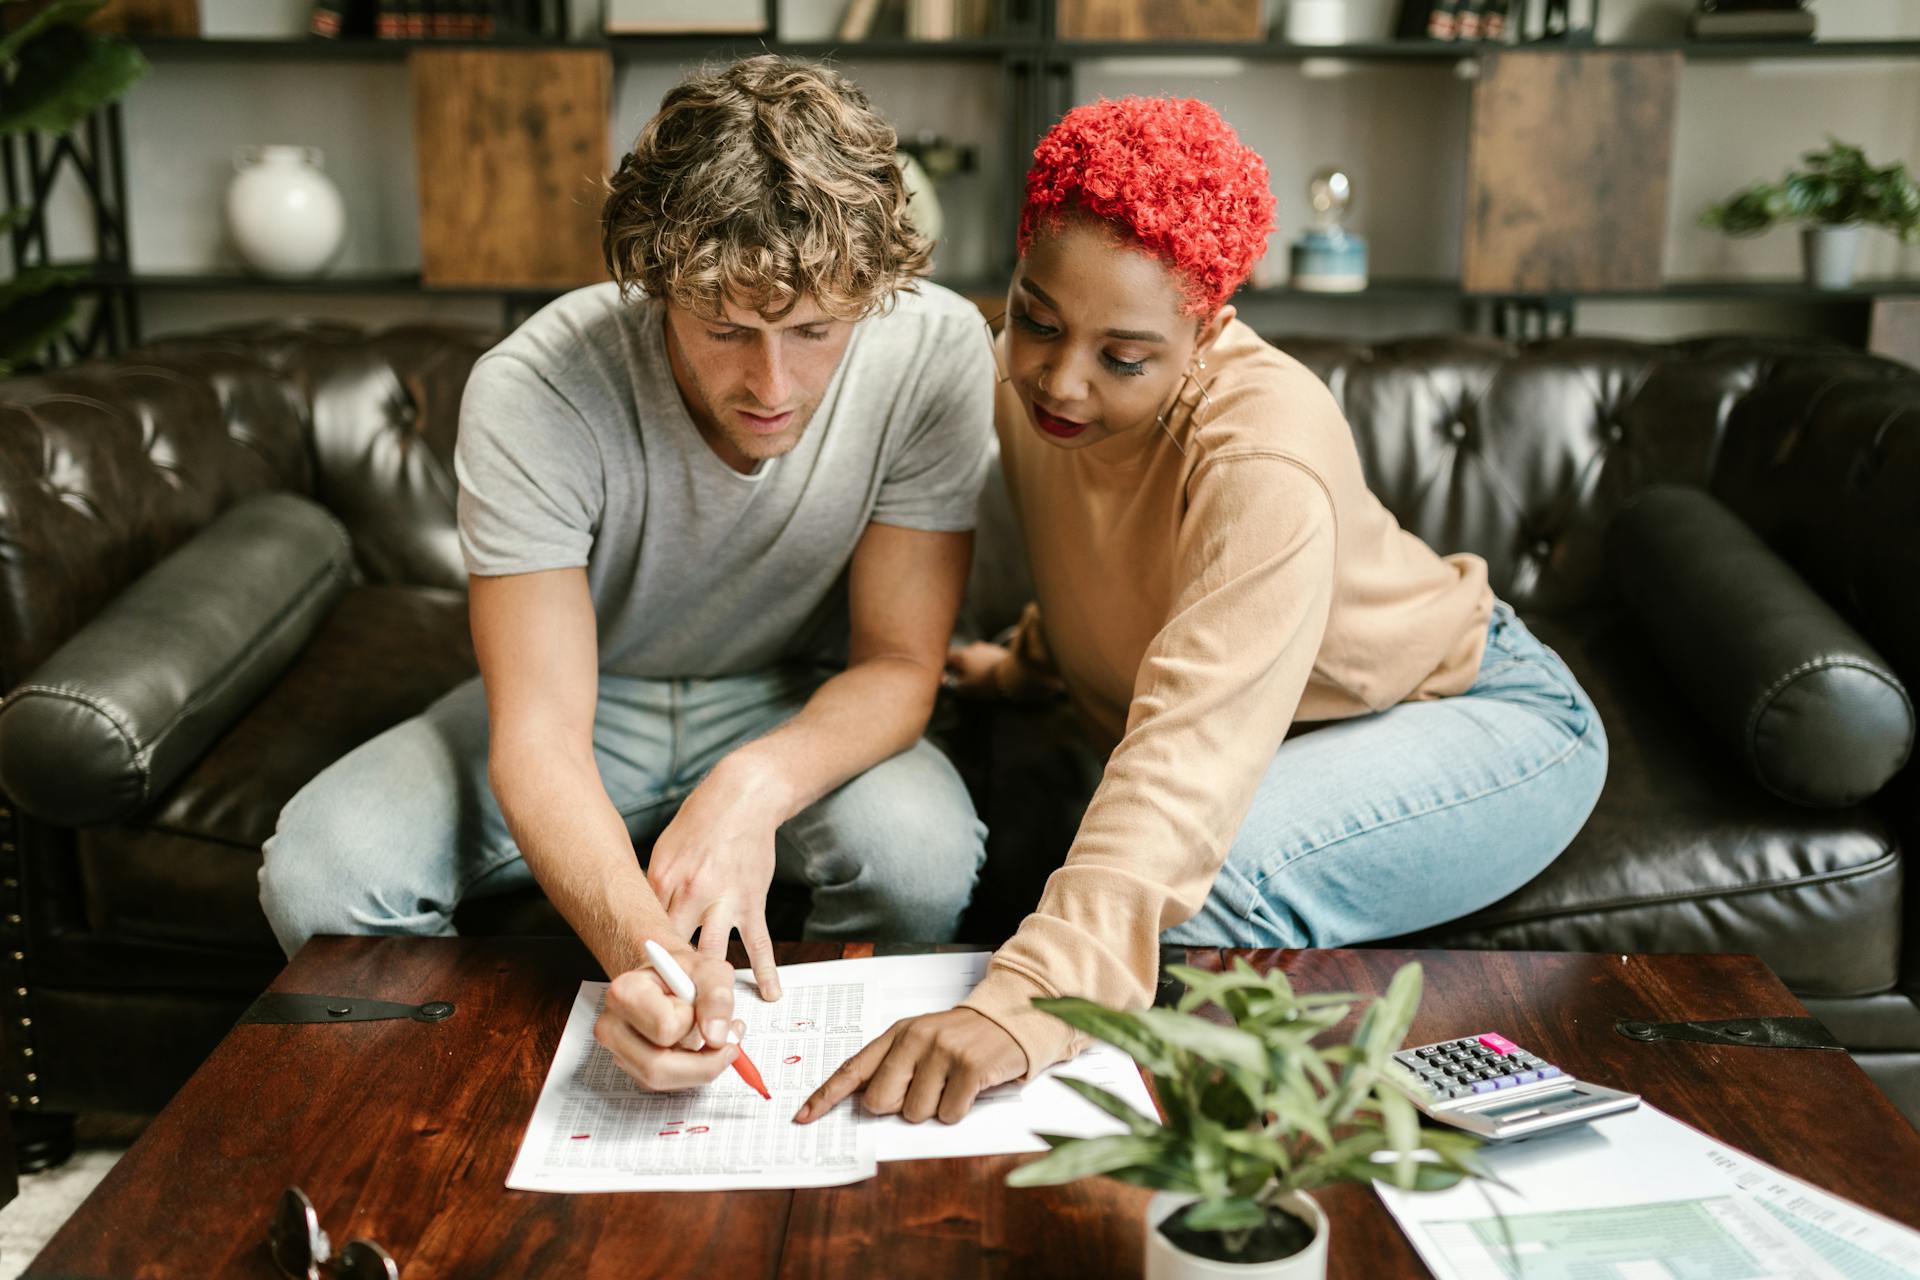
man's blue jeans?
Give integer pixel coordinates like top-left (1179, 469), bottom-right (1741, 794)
top-left (259, 666), bottom-right (987, 958)
top-left (1165, 602), bottom-right (1609, 947)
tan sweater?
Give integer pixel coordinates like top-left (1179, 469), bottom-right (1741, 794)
top-left (959, 320), bottom-right (1493, 1074)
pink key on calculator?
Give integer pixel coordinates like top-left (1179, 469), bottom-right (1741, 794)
top-left (1477, 1032), bottom-right (1519, 1055)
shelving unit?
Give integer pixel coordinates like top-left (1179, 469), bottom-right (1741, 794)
top-left (129, 34), bottom-right (1920, 62)
top-left (37, 11), bottom-right (1920, 355)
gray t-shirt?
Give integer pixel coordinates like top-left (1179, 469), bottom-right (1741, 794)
top-left (454, 280), bottom-right (995, 678)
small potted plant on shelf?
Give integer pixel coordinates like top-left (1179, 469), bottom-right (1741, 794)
top-left (1007, 960), bottom-right (1488, 1280)
top-left (1700, 138), bottom-right (1920, 290)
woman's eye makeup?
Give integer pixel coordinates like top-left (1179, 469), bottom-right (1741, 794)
top-left (1011, 310), bottom-right (1057, 337)
top-left (1013, 308), bottom-right (1150, 376)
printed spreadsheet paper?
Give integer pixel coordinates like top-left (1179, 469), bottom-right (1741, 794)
top-left (1374, 1102), bottom-right (1920, 1280)
top-left (506, 952), bottom-right (1161, 1192)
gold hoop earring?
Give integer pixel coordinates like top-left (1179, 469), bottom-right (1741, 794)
top-left (1182, 363), bottom-right (1217, 417)
top-left (1154, 361), bottom-right (1217, 457)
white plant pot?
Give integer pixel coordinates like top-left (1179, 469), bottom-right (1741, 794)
top-left (1284, 0), bottom-right (1347, 45)
top-left (226, 145), bottom-right (347, 278)
top-left (1145, 1190), bottom-right (1329, 1280)
top-left (1803, 224), bottom-right (1861, 290)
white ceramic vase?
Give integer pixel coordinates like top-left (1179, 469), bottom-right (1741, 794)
top-left (897, 151), bottom-right (944, 251)
top-left (1145, 1190), bottom-right (1329, 1280)
top-left (1284, 0), bottom-right (1347, 45)
top-left (1803, 224), bottom-right (1861, 290)
top-left (226, 145), bottom-right (347, 278)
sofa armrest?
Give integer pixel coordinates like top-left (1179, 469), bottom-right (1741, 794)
top-left (1608, 484), bottom-right (1914, 808)
top-left (0, 493), bottom-right (352, 825)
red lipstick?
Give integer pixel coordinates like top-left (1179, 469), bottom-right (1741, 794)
top-left (1032, 403), bottom-right (1090, 440)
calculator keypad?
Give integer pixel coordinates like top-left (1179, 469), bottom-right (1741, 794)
top-left (1393, 1034), bottom-right (1565, 1102)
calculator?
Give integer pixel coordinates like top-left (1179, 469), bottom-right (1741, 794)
top-left (1392, 1032), bottom-right (1640, 1142)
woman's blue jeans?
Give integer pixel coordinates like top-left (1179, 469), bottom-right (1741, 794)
top-left (1164, 601), bottom-right (1608, 948)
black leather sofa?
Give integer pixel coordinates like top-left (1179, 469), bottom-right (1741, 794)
top-left (0, 322), bottom-right (1913, 1161)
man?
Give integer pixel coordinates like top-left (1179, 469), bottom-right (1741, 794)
top-left (259, 55), bottom-right (994, 1094)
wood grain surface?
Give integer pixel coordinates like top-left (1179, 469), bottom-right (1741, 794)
top-left (88, 0), bottom-right (198, 36)
top-left (24, 942), bottom-right (1920, 1279)
top-left (410, 49), bottom-right (611, 290)
top-left (1056, 0), bottom-right (1264, 40)
top-left (1463, 50), bottom-right (1681, 294)
top-left (1871, 297), bottom-right (1920, 369)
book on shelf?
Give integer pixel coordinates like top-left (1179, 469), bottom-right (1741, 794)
top-left (310, 0), bottom-right (378, 37)
top-left (837, 0), bottom-right (884, 39)
top-left (1689, 7), bottom-right (1815, 39)
top-left (362, 0), bottom-right (499, 40)
top-left (837, 0), bottom-right (876, 38)
top-left (1396, 0), bottom-right (1510, 42)
top-left (907, 0), bottom-right (954, 40)
top-left (603, 0), bottom-right (769, 33)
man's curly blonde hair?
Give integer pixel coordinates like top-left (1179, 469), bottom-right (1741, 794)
top-left (602, 56), bottom-right (931, 323)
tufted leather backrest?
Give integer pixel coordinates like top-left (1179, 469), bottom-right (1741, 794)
top-left (0, 321), bottom-right (493, 692)
top-left (0, 353), bottom-right (311, 689)
top-left (1267, 333), bottom-right (1888, 616)
top-left (6, 323), bottom-right (1916, 703)
top-left (139, 322), bottom-right (495, 592)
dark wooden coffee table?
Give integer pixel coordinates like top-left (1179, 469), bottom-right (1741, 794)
top-left (24, 940), bottom-right (1920, 1278)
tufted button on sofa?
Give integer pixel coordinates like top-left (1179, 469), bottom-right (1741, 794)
top-left (0, 323), bottom-right (1915, 1148)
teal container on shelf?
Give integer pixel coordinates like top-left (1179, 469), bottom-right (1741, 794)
top-left (1289, 226), bottom-right (1369, 293)
top-left (1289, 166), bottom-right (1370, 294)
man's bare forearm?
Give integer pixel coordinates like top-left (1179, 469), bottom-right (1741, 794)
top-left (490, 739), bottom-right (671, 979)
top-left (715, 655), bottom-right (939, 824)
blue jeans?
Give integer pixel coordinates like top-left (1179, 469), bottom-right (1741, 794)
top-left (259, 667), bottom-right (988, 958)
top-left (1164, 602), bottom-right (1607, 947)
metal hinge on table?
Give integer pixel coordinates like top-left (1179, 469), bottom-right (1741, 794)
top-left (1616, 1016), bottom-right (1842, 1050)
top-left (239, 994), bottom-right (455, 1025)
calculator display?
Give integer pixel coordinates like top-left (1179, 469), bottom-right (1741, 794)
top-left (1476, 1087), bottom-right (1583, 1120)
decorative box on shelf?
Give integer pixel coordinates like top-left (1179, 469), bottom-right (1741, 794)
top-left (604, 0), bottom-right (767, 33)
top-left (1056, 0), bottom-right (1264, 41)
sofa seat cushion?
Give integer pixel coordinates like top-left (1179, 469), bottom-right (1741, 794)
top-left (77, 584), bottom-right (476, 952)
top-left (1400, 609), bottom-right (1904, 998)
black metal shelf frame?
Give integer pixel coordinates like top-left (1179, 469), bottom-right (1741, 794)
top-left (3, 105), bottom-right (137, 362)
top-left (129, 35), bottom-right (1920, 64)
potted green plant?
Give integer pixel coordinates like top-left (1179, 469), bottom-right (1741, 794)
top-left (0, 0), bottom-right (150, 374)
top-left (1700, 139), bottom-right (1920, 290)
top-left (1006, 960), bottom-right (1487, 1279)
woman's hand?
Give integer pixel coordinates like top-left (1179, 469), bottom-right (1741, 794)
top-left (793, 1008), bottom-right (1027, 1125)
top-left (944, 642), bottom-right (1009, 699)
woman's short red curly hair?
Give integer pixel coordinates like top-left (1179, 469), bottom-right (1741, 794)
top-left (1020, 96), bottom-right (1275, 316)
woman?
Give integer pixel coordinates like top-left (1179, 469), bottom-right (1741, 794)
top-left (796, 97), bottom-right (1606, 1127)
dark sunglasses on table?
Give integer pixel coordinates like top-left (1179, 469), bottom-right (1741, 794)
top-left (269, 1187), bottom-right (400, 1280)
